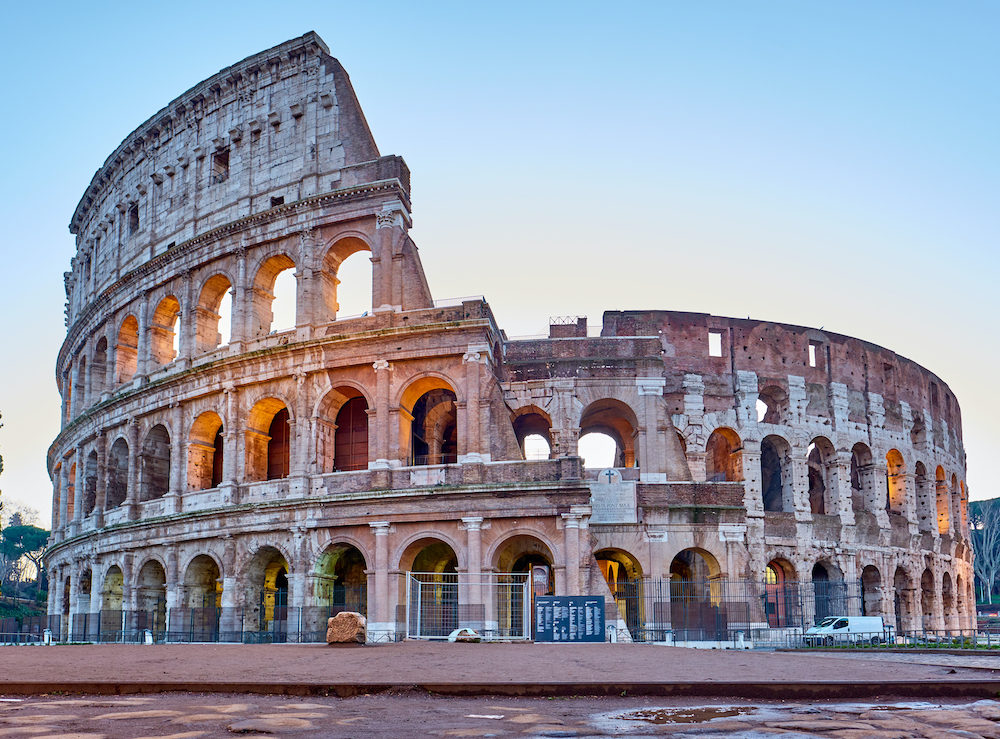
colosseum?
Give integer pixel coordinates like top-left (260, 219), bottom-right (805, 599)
top-left (45, 32), bottom-right (973, 645)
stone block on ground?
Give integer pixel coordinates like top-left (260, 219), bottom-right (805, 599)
top-left (326, 612), bottom-right (366, 645)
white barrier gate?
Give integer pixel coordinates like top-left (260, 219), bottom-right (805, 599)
top-left (406, 572), bottom-right (532, 640)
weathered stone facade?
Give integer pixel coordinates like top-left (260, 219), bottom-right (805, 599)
top-left (46, 32), bottom-right (972, 640)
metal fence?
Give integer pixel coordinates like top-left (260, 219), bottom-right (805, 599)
top-left (406, 572), bottom-right (531, 640)
top-left (604, 578), bottom-right (865, 643)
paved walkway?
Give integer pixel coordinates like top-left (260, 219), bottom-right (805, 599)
top-left (1, 643), bottom-right (999, 698)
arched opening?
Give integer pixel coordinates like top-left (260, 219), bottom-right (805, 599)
top-left (596, 548), bottom-right (644, 638)
top-left (914, 462), bottom-right (932, 531)
top-left (764, 559), bottom-right (798, 627)
top-left (404, 382), bottom-right (458, 466)
top-left (334, 396), bottom-right (369, 471)
top-left (77, 355), bottom-right (87, 410)
top-left (861, 565), bottom-right (882, 617)
top-left (66, 462), bottom-right (76, 521)
top-left (403, 538), bottom-right (459, 637)
top-left (893, 566), bottom-right (913, 633)
top-left (669, 549), bottom-right (724, 640)
top-left (195, 274), bottom-right (233, 352)
top-left (494, 535), bottom-right (554, 639)
top-left (178, 554), bottom-right (222, 641)
top-left (139, 424), bottom-right (170, 501)
top-left (115, 315), bottom-right (138, 384)
top-left (511, 407), bottom-right (552, 461)
top-left (756, 385), bottom-right (788, 424)
top-left (252, 254), bottom-right (297, 336)
top-left (135, 560), bottom-right (167, 639)
top-left (942, 572), bottom-right (954, 632)
top-left (314, 544), bottom-right (367, 615)
top-left (83, 450), bottom-right (98, 516)
top-left (760, 435), bottom-right (792, 512)
top-left (245, 398), bottom-right (290, 482)
top-left (936, 466), bottom-right (950, 534)
top-left (885, 449), bottom-right (906, 514)
top-left (106, 438), bottom-right (129, 508)
top-left (316, 387), bottom-right (370, 473)
top-left (321, 238), bottom-right (373, 321)
top-left (578, 399), bottom-right (639, 469)
top-left (188, 411), bottom-right (224, 490)
top-left (850, 442), bottom-right (874, 513)
top-left (244, 546), bottom-right (289, 640)
top-left (807, 437), bottom-right (835, 515)
top-left (705, 428), bottom-right (742, 482)
top-left (92, 336), bottom-right (108, 398)
top-left (150, 295), bottom-right (181, 366)
top-left (921, 567), bottom-right (936, 630)
top-left (101, 566), bottom-right (124, 612)
top-left (812, 561), bottom-right (845, 621)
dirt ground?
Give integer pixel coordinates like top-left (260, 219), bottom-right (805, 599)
top-left (0, 642), bottom-right (996, 689)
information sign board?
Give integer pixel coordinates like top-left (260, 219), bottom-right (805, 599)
top-left (533, 596), bottom-right (605, 643)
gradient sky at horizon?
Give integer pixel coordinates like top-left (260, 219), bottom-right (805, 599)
top-left (0, 1), bottom-right (997, 526)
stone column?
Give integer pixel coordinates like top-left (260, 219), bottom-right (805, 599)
top-left (166, 402), bottom-right (184, 513)
top-left (136, 293), bottom-right (150, 381)
top-left (176, 271), bottom-right (194, 366)
top-left (289, 373), bottom-right (310, 496)
top-left (50, 473), bottom-right (62, 539)
top-left (219, 385), bottom-right (239, 504)
top-left (459, 347), bottom-right (488, 462)
top-left (562, 512), bottom-right (583, 595)
top-left (789, 450), bottom-right (811, 520)
top-left (88, 562), bottom-right (103, 641)
top-left (369, 522), bottom-right (392, 636)
top-left (58, 458), bottom-right (71, 535)
top-left (219, 536), bottom-right (240, 641)
top-left (461, 517), bottom-right (485, 630)
top-left (94, 430), bottom-right (107, 528)
top-left (230, 247), bottom-right (248, 350)
top-left (371, 360), bottom-right (392, 467)
top-left (832, 451), bottom-right (856, 526)
top-left (125, 419), bottom-right (140, 520)
top-left (374, 207), bottom-right (406, 312)
top-left (740, 440), bottom-right (763, 515)
top-left (636, 377), bottom-right (666, 481)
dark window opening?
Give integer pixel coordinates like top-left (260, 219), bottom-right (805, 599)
top-left (266, 408), bottom-right (290, 480)
top-left (128, 204), bottom-right (139, 235)
top-left (270, 196), bottom-right (284, 208)
top-left (211, 149), bottom-right (230, 184)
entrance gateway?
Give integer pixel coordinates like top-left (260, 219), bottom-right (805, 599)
top-left (405, 572), bottom-right (533, 640)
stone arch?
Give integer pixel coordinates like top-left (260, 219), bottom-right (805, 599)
top-left (115, 314), bottom-right (139, 384)
top-left (885, 449), bottom-right (906, 514)
top-left (669, 547), bottom-right (722, 581)
top-left (942, 571), bottom-right (954, 632)
top-left (106, 436), bottom-right (129, 508)
top-left (314, 542), bottom-right (368, 613)
top-left (399, 375), bottom-right (459, 466)
top-left (188, 411), bottom-right (224, 490)
top-left (812, 560), bottom-right (845, 621)
top-left (319, 234), bottom-right (373, 321)
top-left (250, 253), bottom-right (297, 337)
top-left (150, 295), bottom-right (181, 366)
top-left (920, 567), bottom-right (936, 630)
top-left (101, 564), bottom-right (124, 612)
top-left (850, 442), bottom-right (874, 513)
top-left (935, 466), bottom-right (950, 533)
top-left (511, 405), bottom-right (552, 461)
top-left (578, 398), bottom-right (639, 469)
top-left (705, 427), bottom-right (742, 482)
top-left (83, 450), bottom-right (98, 516)
top-left (893, 566), bottom-right (914, 633)
top-left (92, 335), bottom-right (108, 398)
top-left (242, 544), bottom-right (290, 635)
top-left (139, 424), bottom-right (171, 501)
top-left (183, 554), bottom-right (223, 609)
top-left (760, 434), bottom-right (792, 512)
top-left (316, 385), bottom-right (371, 473)
top-left (397, 534), bottom-right (462, 574)
top-left (135, 558), bottom-right (167, 635)
top-left (195, 273), bottom-right (234, 352)
top-left (245, 397), bottom-right (291, 481)
top-left (595, 547), bottom-right (644, 636)
top-left (861, 564), bottom-right (883, 617)
top-left (756, 384), bottom-right (788, 424)
top-left (807, 436), bottom-right (836, 515)
top-left (764, 557), bottom-right (798, 628)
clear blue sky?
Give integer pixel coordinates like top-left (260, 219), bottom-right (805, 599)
top-left (1, 1), bottom-right (997, 525)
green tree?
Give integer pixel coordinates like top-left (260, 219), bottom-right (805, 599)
top-left (0, 524), bottom-right (48, 600)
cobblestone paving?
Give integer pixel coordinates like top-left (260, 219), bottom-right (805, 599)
top-left (3, 694), bottom-right (1000, 738)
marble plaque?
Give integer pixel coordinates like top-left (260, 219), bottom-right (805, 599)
top-left (589, 469), bottom-right (637, 524)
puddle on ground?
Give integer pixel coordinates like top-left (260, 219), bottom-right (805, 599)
top-left (621, 707), bottom-right (753, 724)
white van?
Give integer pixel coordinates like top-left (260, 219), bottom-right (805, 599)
top-left (804, 616), bottom-right (891, 645)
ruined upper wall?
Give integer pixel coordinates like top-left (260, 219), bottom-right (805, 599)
top-left (64, 31), bottom-right (391, 325)
top-left (601, 310), bottom-right (962, 442)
